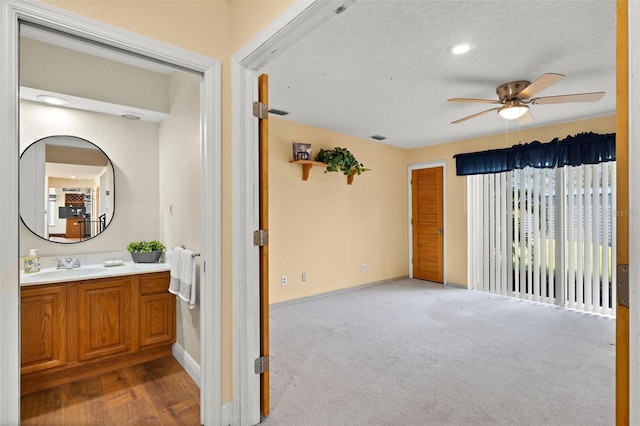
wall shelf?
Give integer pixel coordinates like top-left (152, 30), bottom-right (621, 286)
top-left (289, 160), bottom-right (326, 181)
top-left (289, 160), bottom-right (370, 185)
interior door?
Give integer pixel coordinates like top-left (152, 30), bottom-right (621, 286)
top-left (412, 167), bottom-right (444, 283)
top-left (258, 73), bottom-right (270, 418)
top-left (616, 1), bottom-right (629, 423)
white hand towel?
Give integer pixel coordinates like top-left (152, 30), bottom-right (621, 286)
top-left (178, 248), bottom-right (197, 309)
top-left (169, 246), bottom-right (184, 295)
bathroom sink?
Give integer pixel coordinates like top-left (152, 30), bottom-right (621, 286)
top-left (32, 267), bottom-right (107, 280)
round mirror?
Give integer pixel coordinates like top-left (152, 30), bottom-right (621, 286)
top-left (20, 135), bottom-right (115, 243)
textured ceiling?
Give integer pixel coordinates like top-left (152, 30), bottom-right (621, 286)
top-left (261, 0), bottom-right (616, 149)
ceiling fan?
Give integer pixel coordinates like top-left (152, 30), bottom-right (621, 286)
top-left (448, 73), bottom-right (604, 124)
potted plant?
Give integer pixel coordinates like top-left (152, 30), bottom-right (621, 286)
top-left (315, 147), bottom-right (366, 176)
top-left (127, 240), bottom-right (166, 263)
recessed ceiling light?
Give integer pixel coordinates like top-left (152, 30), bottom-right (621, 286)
top-left (371, 135), bottom-right (387, 141)
top-left (120, 112), bottom-right (142, 120)
top-left (37, 95), bottom-right (69, 105)
top-left (448, 42), bottom-right (476, 55)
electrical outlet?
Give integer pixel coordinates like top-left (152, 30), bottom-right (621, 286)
top-left (281, 275), bottom-right (288, 286)
top-left (361, 263), bottom-right (367, 272)
top-left (302, 272), bottom-right (307, 282)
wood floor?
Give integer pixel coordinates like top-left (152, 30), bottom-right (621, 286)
top-left (21, 356), bottom-right (201, 425)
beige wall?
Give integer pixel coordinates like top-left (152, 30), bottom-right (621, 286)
top-left (159, 71), bottom-right (202, 364)
top-left (270, 118), bottom-right (408, 303)
top-left (409, 115), bottom-right (616, 285)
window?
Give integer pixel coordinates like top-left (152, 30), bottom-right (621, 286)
top-left (48, 194), bottom-right (56, 227)
top-left (467, 162), bottom-right (616, 316)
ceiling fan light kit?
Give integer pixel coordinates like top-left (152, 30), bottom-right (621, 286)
top-left (448, 73), bottom-right (605, 124)
top-left (498, 101), bottom-right (529, 120)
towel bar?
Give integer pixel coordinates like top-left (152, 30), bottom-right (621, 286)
top-left (179, 245), bottom-right (200, 258)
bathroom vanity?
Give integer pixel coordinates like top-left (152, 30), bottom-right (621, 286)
top-left (20, 268), bottom-right (175, 395)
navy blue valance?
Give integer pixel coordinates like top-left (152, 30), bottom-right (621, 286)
top-left (454, 132), bottom-right (616, 176)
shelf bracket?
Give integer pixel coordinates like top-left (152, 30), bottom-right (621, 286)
top-left (301, 163), bottom-right (313, 181)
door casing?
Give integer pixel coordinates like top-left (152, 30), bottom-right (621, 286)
top-left (408, 161), bottom-right (447, 284)
top-left (0, 2), bottom-right (222, 424)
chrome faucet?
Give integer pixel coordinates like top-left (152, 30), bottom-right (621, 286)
top-left (66, 258), bottom-right (82, 269)
top-left (53, 258), bottom-right (82, 269)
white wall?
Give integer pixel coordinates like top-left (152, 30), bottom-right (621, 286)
top-left (159, 70), bottom-right (202, 364)
top-left (20, 100), bottom-right (160, 256)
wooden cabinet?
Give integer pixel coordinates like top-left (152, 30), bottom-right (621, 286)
top-left (20, 285), bottom-right (67, 375)
top-left (77, 276), bottom-right (133, 361)
top-left (20, 271), bottom-right (175, 395)
top-left (139, 273), bottom-right (176, 348)
top-left (65, 217), bottom-right (83, 238)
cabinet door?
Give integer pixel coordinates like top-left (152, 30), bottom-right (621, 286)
top-left (66, 218), bottom-right (81, 238)
top-left (139, 272), bottom-right (176, 348)
top-left (21, 285), bottom-right (67, 374)
top-left (140, 294), bottom-right (176, 348)
top-left (77, 277), bottom-right (132, 361)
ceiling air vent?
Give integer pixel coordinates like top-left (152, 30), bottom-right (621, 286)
top-left (268, 108), bottom-right (289, 116)
top-left (370, 135), bottom-right (387, 141)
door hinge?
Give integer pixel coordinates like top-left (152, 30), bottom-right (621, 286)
top-left (255, 356), bottom-right (269, 374)
top-left (253, 229), bottom-right (269, 247)
top-left (253, 101), bottom-right (268, 119)
top-left (617, 264), bottom-right (629, 308)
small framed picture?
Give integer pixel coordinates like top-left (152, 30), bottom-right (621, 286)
top-left (292, 142), bottom-right (312, 161)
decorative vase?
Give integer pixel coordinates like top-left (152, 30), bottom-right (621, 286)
top-left (131, 251), bottom-right (162, 263)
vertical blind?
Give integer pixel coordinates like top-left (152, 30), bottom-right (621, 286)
top-left (467, 162), bottom-right (616, 316)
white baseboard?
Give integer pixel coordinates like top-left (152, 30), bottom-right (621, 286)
top-left (270, 275), bottom-right (410, 309)
top-left (221, 402), bottom-right (232, 426)
top-left (172, 343), bottom-right (201, 387)
top-left (172, 344), bottom-right (233, 425)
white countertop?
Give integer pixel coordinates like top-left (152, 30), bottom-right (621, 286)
top-left (20, 261), bottom-right (170, 286)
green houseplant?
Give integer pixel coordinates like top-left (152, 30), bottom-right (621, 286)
top-left (315, 147), bottom-right (366, 176)
top-left (127, 240), bottom-right (166, 263)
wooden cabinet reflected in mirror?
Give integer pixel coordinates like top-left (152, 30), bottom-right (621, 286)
top-left (20, 135), bottom-right (115, 244)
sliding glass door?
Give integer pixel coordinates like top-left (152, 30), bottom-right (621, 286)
top-left (467, 161), bottom-right (616, 316)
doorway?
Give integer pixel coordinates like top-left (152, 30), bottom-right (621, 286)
top-left (0, 2), bottom-right (221, 424)
top-left (411, 166), bottom-right (445, 283)
top-left (408, 162), bottom-right (446, 283)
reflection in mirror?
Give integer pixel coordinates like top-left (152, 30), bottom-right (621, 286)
top-left (20, 135), bottom-right (115, 244)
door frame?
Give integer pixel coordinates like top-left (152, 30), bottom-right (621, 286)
top-left (407, 161), bottom-right (447, 284)
top-left (0, 2), bottom-right (222, 424)
top-left (628, 1), bottom-right (639, 421)
top-left (231, 1), bottom-right (637, 424)
top-left (231, 1), bottom-right (355, 424)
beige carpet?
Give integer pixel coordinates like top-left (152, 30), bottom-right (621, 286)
top-left (261, 279), bottom-right (615, 426)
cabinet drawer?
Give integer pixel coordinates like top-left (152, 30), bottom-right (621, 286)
top-left (139, 272), bottom-right (171, 295)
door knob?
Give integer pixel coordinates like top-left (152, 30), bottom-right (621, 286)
top-left (436, 229), bottom-right (442, 234)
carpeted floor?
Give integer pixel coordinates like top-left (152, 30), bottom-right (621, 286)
top-left (261, 279), bottom-right (615, 426)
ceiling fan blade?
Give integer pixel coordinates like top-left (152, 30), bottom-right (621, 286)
top-left (517, 110), bottom-right (535, 125)
top-left (517, 73), bottom-right (565, 99)
top-left (451, 107), bottom-right (499, 124)
top-left (530, 92), bottom-right (605, 105)
top-left (448, 97), bottom-right (500, 104)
